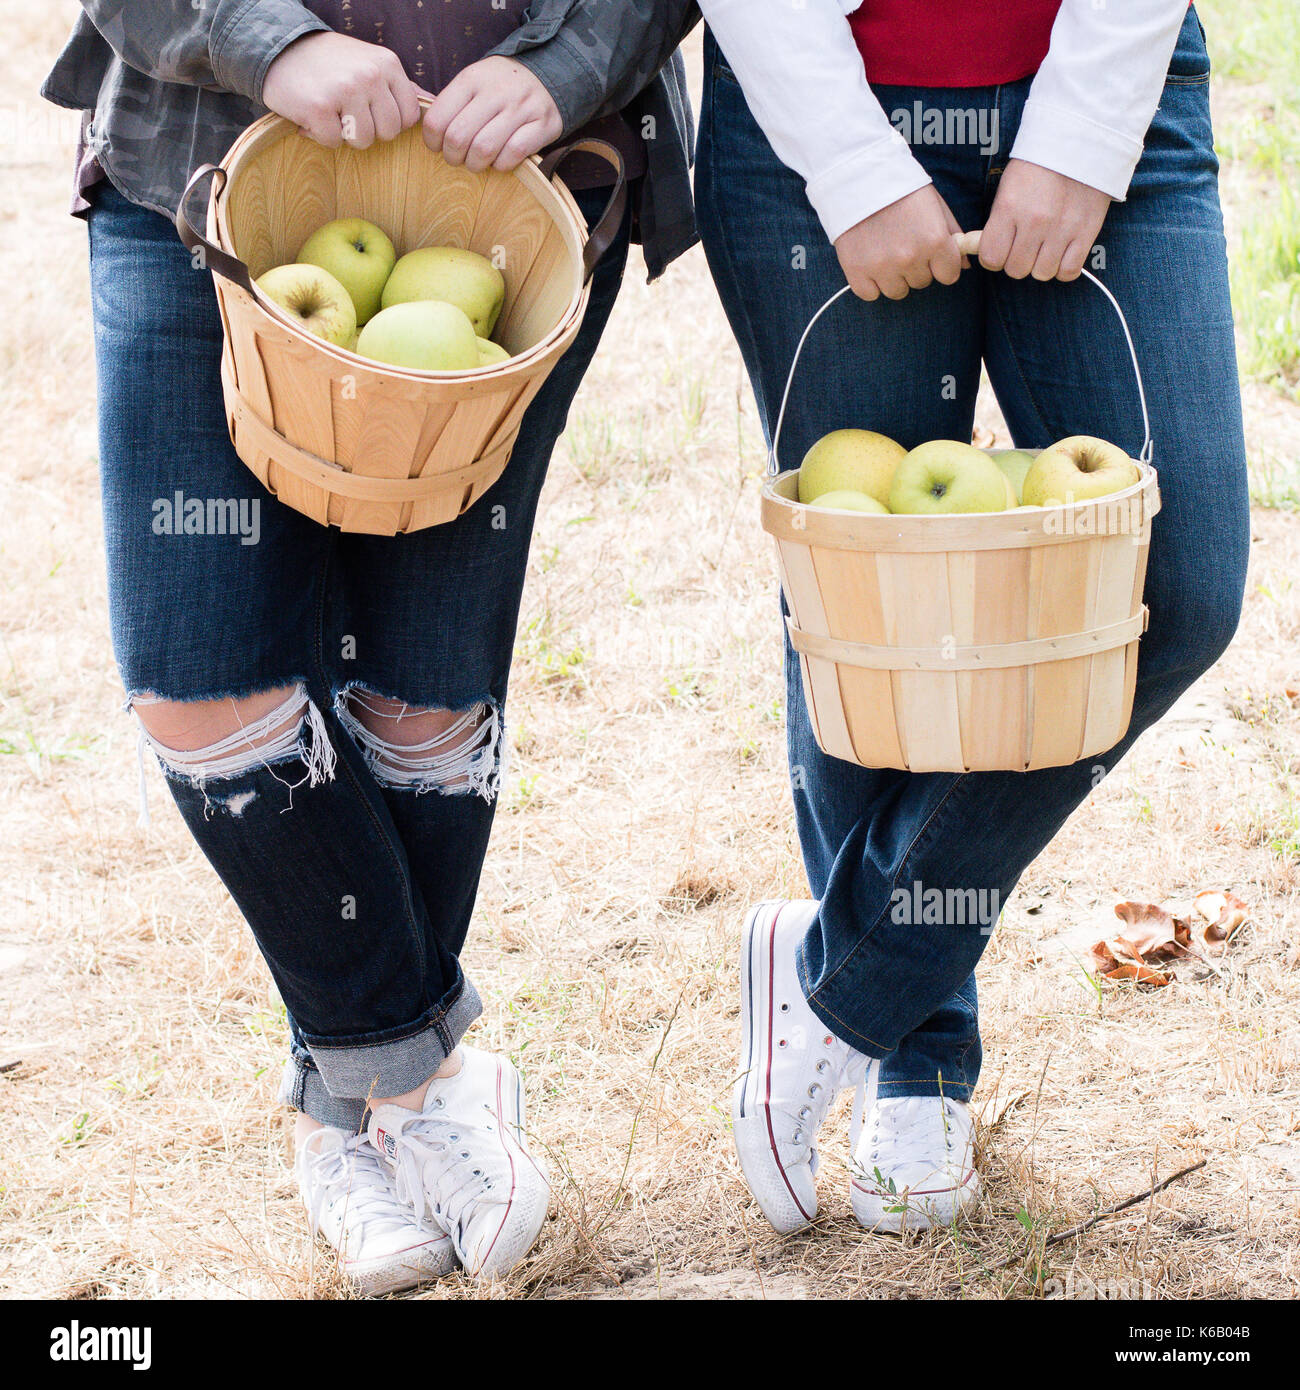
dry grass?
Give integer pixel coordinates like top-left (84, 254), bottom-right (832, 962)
top-left (2, 4), bottom-right (1299, 1301)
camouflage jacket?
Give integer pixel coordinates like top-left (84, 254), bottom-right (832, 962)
top-left (41, 0), bottom-right (699, 280)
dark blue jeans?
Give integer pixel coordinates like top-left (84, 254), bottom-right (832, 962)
top-left (695, 8), bottom-right (1248, 1100)
top-left (88, 181), bottom-right (630, 1128)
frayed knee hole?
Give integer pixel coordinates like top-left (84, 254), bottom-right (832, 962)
top-left (131, 683), bottom-right (334, 787)
top-left (335, 690), bottom-right (502, 799)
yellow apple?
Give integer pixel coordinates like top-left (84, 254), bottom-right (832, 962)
top-left (355, 300), bottom-right (480, 372)
top-left (256, 263), bottom-right (357, 348)
top-left (808, 489), bottom-right (890, 513)
top-left (1022, 435), bottom-right (1140, 506)
top-left (382, 247), bottom-right (506, 337)
top-left (888, 440), bottom-right (1011, 514)
top-left (797, 429), bottom-right (905, 507)
top-left (476, 337), bottom-right (512, 367)
top-left (296, 217), bottom-right (397, 327)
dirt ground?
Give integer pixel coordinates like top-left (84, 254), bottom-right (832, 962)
top-left (2, 6), bottom-right (1298, 1300)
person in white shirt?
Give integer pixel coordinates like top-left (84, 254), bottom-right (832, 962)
top-left (695, 1), bottom-right (1248, 1236)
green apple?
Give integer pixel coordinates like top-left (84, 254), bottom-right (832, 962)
top-left (1022, 434), bottom-right (1140, 507)
top-left (476, 336), bottom-right (512, 367)
top-left (256, 263), bottom-right (357, 348)
top-left (797, 429), bottom-right (905, 507)
top-left (991, 448), bottom-right (1036, 504)
top-left (807, 489), bottom-right (890, 514)
top-left (381, 246), bottom-right (507, 337)
top-left (888, 439), bottom-right (1011, 515)
top-left (296, 217), bottom-right (396, 327)
top-left (355, 300), bottom-right (481, 372)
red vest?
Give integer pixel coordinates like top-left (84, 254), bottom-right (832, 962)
top-left (849, 1), bottom-right (1062, 87)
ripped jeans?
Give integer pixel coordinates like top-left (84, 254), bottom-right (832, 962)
top-left (88, 180), bottom-right (629, 1128)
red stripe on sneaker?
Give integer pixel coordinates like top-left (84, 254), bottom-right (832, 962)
top-left (477, 1061), bottom-right (519, 1272)
top-left (762, 904), bottom-right (815, 1223)
top-left (851, 1167), bottom-right (977, 1199)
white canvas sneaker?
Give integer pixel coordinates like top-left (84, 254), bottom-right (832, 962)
top-left (733, 900), bottom-right (872, 1233)
top-left (369, 1045), bottom-right (550, 1280)
top-left (850, 1095), bottom-right (980, 1233)
top-left (295, 1126), bottom-right (456, 1295)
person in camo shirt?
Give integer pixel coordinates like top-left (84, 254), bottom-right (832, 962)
top-left (42, 1), bottom-right (697, 1293)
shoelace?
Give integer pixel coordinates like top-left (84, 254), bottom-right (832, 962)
top-left (852, 1095), bottom-right (966, 1177)
top-left (304, 1134), bottom-right (414, 1241)
top-left (388, 1102), bottom-right (502, 1238)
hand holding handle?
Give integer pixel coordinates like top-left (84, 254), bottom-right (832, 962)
top-left (768, 226), bottom-right (1153, 475)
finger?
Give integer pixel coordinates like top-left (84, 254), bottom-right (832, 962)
top-left (903, 261), bottom-right (934, 292)
top-left (1058, 237), bottom-right (1091, 281)
top-left (877, 272), bottom-right (911, 301)
top-left (494, 118), bottom-right (553, 171)
top-left (341, 105), bottom-right (376, 150)
top-left (369, 87), bottom-right (403, 144)
top-left (1002, 224), bottom-right (1041, 280)
top-left (931, 238), bottom-right (964, 285)
top-left (463, 111), bottom-right (517, 173)
top-left (441, 93), bottom-right (504, 166)
top-left (850, 275), bottom-right (881, 303)
top-left (422, 79), bottom-right (477, 152)
top-left (301, 108), bottom-right (344, 149)
top-left (393, 78), bottom-right (423, 131)
top-left (1030, 236), bottom-right (1068, 282)
top-left (978, 218), bottom-right (1013, 272)
top-left (939, 199), bottom-right (966, 264)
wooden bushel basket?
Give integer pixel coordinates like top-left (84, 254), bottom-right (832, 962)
top-left (176, 117), bottom-right (625, 535)
top-left (761, 232), bottom-right (1162, 774)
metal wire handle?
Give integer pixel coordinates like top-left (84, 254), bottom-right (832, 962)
top-left (767, 228), bottom-right (1154, 475)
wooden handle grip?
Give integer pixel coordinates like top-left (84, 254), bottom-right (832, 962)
top-left (953, 230), bottom-right (982, 257)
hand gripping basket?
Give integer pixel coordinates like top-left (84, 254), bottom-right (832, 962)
top-left (177, 116), bottom-right (625, 536)
top-left (761, 231), bottom-right (1161, 773)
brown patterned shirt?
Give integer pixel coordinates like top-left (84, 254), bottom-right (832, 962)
top-left (72, 0), bottom-right (643, 215)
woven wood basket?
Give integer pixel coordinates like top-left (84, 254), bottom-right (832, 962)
top-left (177, 117), bottom-right (625, 535)
top-left (761, 232), bottom-right (1162, 773)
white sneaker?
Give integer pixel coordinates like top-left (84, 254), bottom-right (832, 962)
top-left (295, 1126), bottom-right (456, 1295)
top-left (850, 1095), bottom-right (980, 1233)
top-left (733, 900), bottom-right (872, 1233)
top-left (369, 1045), bottom-right (549, 1280)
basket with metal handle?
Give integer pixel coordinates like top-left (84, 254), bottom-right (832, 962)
top-left (760, 230), bottom-right (1161, 773)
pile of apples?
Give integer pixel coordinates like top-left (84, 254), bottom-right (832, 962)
top-left (796, 430), bottom-right (1140, 515)
top-left (255, 216), bottom-right (512, 372)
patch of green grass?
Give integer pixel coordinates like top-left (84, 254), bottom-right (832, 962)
top-left (1200, 1), bottom-right (1300, 401)
top-left (1201, 0), bottom-right (1300, 100)
top-left (515, 610), bottom-right (590, 688)
top-left (1231, 179), bottom-right (1300, 398)
top-left (1247, 452), bottom-right (1300, 509)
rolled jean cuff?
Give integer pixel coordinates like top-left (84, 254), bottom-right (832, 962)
top-left (299, 975), bottom-right (483, 1103)
top-left (278, 1057), bottom-right (368, 1132)
top-left (874, 1077), bottom-right (976, 1104)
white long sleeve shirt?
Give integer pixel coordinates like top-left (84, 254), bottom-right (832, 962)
top-left (698, 0), bottom-right (1191, 243)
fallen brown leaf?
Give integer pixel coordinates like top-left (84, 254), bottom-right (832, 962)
top-left (1103, 962), bottom-right (1172, 987)
top-left (1112, 901), bottom-right (1193, 961)
top-left (1194, 889), bottom-right (1250, 952)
